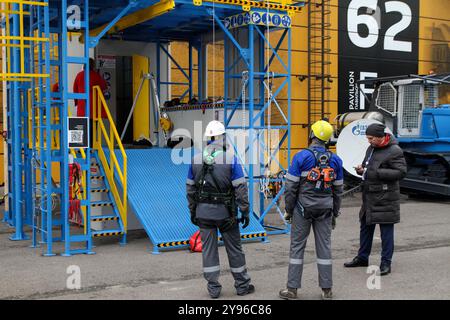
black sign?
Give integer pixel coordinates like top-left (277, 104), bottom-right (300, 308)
top-left (68, 117), bottom-right (89, 148)
top-left (338, 0), bottom-right (419, 113)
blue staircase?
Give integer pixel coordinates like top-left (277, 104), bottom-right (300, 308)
top-left (90, 151), bottom-right (126, 244)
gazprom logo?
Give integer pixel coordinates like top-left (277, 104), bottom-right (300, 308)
top-left (352, 124), bottom-right (368, 136)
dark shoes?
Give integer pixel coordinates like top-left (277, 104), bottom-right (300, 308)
top-left (344, 256), bottom-right (369, 268)
top-left (344, 257), bottom-right (391, 275)
top-left (237, 284), bottom-right (255, 296)
top-left (380, 264), bottom-right (391, 276)
top-left (279, 288), bottom-right (332, 300)
top-left (279, 287), bottom-right (298, 300)
top-left (321, 288), bottom-right (333, 300)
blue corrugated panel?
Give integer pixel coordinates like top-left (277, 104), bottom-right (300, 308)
top-left (122, 148), bottom-right (267, 252)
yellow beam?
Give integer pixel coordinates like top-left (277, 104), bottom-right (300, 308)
top-left (195, 0), bottom-right (304, 15)
top-left (90, 0), bottom-right (175, 38)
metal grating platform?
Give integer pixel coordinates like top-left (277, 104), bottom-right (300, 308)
top-left (122, 148), bottom-right (267, 254)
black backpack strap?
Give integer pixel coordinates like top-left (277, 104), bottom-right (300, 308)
top-left (206, 165), bottom-right (224, 194)
top-left (196, 164), bottom-right (224, 194)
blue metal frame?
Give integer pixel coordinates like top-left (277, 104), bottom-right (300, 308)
top-left (8, 2), bottom-right (29, 241)
top-left (4, 0), bottom-right (301, 254)
top-left (219, 10), bottom-right (293, 236)
top-left (157, 42), bottom-right (192, 101)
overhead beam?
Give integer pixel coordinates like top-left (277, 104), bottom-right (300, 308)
top-left (90, 0), bottom-right (175, 38)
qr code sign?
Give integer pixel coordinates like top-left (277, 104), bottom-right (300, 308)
top-left (69, 130), bottom-right (83, 144)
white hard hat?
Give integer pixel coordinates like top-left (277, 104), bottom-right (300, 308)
top-left (204, 120), bottom-right (226, 137)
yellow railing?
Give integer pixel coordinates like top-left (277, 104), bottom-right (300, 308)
top-left (93, 86), bottom-right (127, 231)
top-left (1, 0), bottom-right (50, 82)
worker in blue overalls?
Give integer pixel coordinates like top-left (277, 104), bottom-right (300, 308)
top-left (186, 120), bottom-right (255, 299)
top-left (279, 120), bottom-right (344, 300)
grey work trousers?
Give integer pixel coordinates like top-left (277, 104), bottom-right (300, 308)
top-left (199, 220), bottom-right (251, 297)
top-left (287, 208), bottom-right (333, 289)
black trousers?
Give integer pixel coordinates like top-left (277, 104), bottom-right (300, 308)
top-left (357, 215), bottom-right (394, 266)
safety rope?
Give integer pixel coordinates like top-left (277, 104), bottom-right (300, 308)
top-left (241, 70), bottom-right (249, 130)
top-left (260, 3), bottom-right (274, 199)
top-left (212, 1), bottom-right (216, 115)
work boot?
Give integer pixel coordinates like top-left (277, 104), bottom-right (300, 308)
top-left (379, 263), bottom-right (391, 276)
top-left (321, 288), bottom-right (333, 300)
top-left (279, 287), bottom-right (298, 300)
top-left (207, 284), bottom-right (222, 299)
top-left (344, 256), bottom-right (369, 268)
top-left (237, 284), bottom-right (255, 296)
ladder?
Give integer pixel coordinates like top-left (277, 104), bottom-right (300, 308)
top-left (1, 0), bottom-right (51, 241)
top-left (307, 0), bottom-right (332, 126)
top-left (30, 0), bottom-right (93, 256)
top-left (58, 0), bottom-right (93, 256)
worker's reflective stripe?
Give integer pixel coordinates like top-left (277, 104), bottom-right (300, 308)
top-left (317, 258), bottom-right (332, 265)
top-left (289, 258), bottom-right (303, 265)
top-left (230, 265), bottom-right (246, 273)
top-left (232, 177), bottom-right (246, 187)
top-left (286, 173), bottom-right (300, 182)
top-left (333, 179), bottom-right (344, 186)
top-left (300, 171), bottom-right (309, 177)
top-left (204, 265), bottom-right (220, 273)
top-left (186, 178), bottom-right (195, 185)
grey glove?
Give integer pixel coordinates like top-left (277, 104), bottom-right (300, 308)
top-left (284, 211), bottom-right (292, 224)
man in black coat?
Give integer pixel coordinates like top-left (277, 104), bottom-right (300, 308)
top-left (344, 123), bottom-right (407, 275)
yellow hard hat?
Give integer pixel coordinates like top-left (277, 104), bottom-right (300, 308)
top-left (311, 120), bottom-right (334, 142)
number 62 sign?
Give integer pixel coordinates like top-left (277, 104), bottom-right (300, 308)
top-left (338, 0), bottom-right (419, 114)
top-left (341, 0), bottom-right (419, 56)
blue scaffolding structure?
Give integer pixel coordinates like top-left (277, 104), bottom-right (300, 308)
top-left (220, 13), bottom-right (294, 235)
top-left (2, 0), bottom-right (305, 254)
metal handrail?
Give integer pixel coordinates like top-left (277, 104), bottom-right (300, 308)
top-left (93, 86), bottom-right (127, 230)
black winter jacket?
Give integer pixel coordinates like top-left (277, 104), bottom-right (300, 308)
top-left (360, 135), bottom-right (407, 225)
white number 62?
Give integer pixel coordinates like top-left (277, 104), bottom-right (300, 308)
top-left (348, 0), bottom-right (413, 52)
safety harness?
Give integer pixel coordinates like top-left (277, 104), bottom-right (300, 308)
top-left (304, 148), bottom-right (336, 193)
top-left (194, 148), bottom-right (237, 232)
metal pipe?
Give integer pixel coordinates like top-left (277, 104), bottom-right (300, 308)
top-left (10, 2), bottom-right (26, 241)
top-left (120, 75), bottom-right (146, 141)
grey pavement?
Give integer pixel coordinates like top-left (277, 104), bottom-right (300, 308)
top-left (1, 195), bottom-right (450, 300)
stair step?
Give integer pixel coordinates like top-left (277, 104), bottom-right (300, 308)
top-left (91, 201), bottom-right (113, 207)
top-left (91, 215), bottom-right (119, 222)
top-left (92, 229), bottom-right (124, 237)
top-left (91, 188), bottom-right (109, 193)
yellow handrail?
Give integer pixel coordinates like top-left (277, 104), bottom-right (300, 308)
top-left (93, 86), bottom-right (127, 231)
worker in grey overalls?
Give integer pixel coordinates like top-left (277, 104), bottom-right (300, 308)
top-left (186, 120), bottom-right (255, 299)
top-left (279, 120), bottom-right (344, 300)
